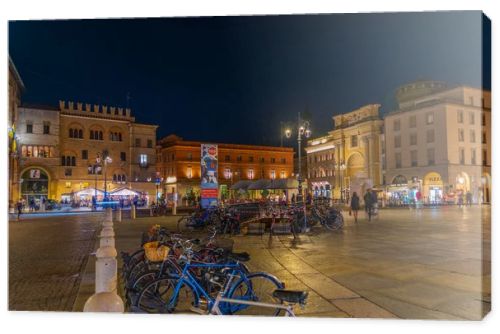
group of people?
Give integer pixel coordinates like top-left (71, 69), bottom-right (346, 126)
top-left (349, 189), bottom-right (378, 223)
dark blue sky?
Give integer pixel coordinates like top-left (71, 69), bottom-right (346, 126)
top-left (9, 11), bottom-right (489, 146)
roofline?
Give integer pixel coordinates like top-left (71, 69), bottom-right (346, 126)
top-left (158, 136), bottom-right (294, 153)
top-left (9, 56), bottom-right (25, 90)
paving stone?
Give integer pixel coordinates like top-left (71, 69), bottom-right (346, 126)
top-left (331, 298), bottom-right (398, 319)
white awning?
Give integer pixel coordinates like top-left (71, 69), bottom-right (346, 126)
top-left (75, 188), bottom-right (104, 196)
top-left (110, 187), bottom-right (142, 196)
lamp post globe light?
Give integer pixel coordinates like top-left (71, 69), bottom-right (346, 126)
top-left (284, 112), bottom-right (311, 203)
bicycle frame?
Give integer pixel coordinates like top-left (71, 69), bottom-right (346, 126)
top-left (167, 261), bottom-right (249, 314)
top-left (211, 294), bottom-right (296, 317)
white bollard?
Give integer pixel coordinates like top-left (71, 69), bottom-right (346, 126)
top-left (104, 207), bottom-right (113, 222)
top-left (84, 292), bottom-right (124, 312)
top-left (131, 204), bottom-right (136, 219)
top-left (116, 207), bottom-right (122, 222)
top-left (94, 245), bottom-right (118, 293)
top-left (83, 207), bottom-right (124, 313)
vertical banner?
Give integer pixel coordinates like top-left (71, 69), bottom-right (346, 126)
top-left (200, 144), bottom-right (219, 208)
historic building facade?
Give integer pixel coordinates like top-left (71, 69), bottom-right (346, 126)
top-left (14, 100), bottom-right (158, 205)
top-left (305, 104), bottom-right (384, 201)
top-left (384, 81), bottom-right (491, 204)
top-left (156, 134), bottom-right (294, 202)
top-left (8, 57), bottom-right (25, 204)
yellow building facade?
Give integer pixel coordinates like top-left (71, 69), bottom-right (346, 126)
top-left (14, 100), bottom-right (158, 206)
top-left (306, 104), bottom-right (383, 201)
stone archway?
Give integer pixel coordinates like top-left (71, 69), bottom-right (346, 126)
top-left (19, 166), bottom-right (51, 206)
top-left (481, 172), bottom-right (491, 203)
top-left (346, 152), bottom-right (366, 199)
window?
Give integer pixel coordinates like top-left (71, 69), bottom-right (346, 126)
top-left (65, 181), bottom-right (71, 188)
top-left (237, 155), bottom-right (242, 162)
top-left (457, 110), bottom-right (464, 123)
top-left (458, 129), bottom-right (464, 142)
top-left (351, 135), bottom-right (358, 147)
top-left (186, 167), bottom-right (193, 179)
top-left (26, 122), bottom-right (33, 133)
top-left (224, 167), bottom-right (231, 179)
top-left (187, 152), bottom-right (193, 161)
top-left (22, 145), bottom-right (53, 158)
top-left (395, 153), bottom-right (402, 168)
top-left (281, 157), bottom-right (286, 164)
top-left (280, 170), bottom-right (286, 179)
top-left (90, 130), bottom-right (103, 140)
top-left (225, 155), bottom-right (231, 162)
top-left (110, 132), bottom-right (122, 141)
top-left (248, 156), bottom-right (254, 162)
top-left (459, 148), bottom-right (465, 165)
top-left (259, 157), bottom-right (265, 163)
top-left (483, 149), bottom-right (488, 166)
top-left (135, 138), bottom-right (141, 147)
top-left (65, 168), bottom-right (72, 176)
top-left (43, 122), bottom-right (50, 134)
top-left (482, 114), bottom-right (486, 126)
top-left (270, 170), bottom-right (276, 179)
top-left (140, 154), bottom-right (148, 166)
top-left (482, 131), bottom-right (487, 144)
top-left (426, 112), bottom-right (434, 125)
top-left (61, 155), bottom-right (76, 166)
top-left (468, 96), bottom-right (474, 105)
top-left (247, 169), bottom-right (254, 180)
top-left (393, 119), bottom-right (401, 131)
top-left (82, 150), bottom-right (88, 160)
top-left (410, 133), bottom-right (417, 146)
top-left (469, 112), bottom-right (475, 125)
top-left (427, 129), bottom-right (435, 143)
top-left (427, 148), bottom-right (435, 165)
top-left (411, 150), bottom-right (418, 167)
top-left (409, 115), bottom-right (417, 128)
top-left (89, 130), bottom-right (94, 140)
top-left (471, 148), bottom-right (476, 165)
top-left (147, 139), bottom-right (153, 148)
top-left (470, 130), bottom-right (476, 143)
top-left (120, 152), bottom-right (126, 161)
top-left (394, 135), bottom-right (401, 148)
top-left (270, 157), bottom-right (276, 163)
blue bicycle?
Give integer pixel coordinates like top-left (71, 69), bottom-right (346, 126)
top-left (134, 248), bottom-right (284, 315)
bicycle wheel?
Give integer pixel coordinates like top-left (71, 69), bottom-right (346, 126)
top-left (135, 276), bottom-right (199, 314)
top-left (227, 272), bottom-right (284, 316)
top-left (324, 213), bottom-right (344, 231)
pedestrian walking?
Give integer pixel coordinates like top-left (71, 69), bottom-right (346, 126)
top-left (364, 189), bottom-right (373, 221)
top-left (466, 191), bottom-right (473, 206)
top-left (350, 192), bottom-right (360, 223)
top-left (16, 199), bottom-right (23, 220)
top-left (457, 193), bottom-right (464, 208)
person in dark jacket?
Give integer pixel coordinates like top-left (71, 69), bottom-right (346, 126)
top-left (350, 192), bottom-right (360, 223)
top-left (364, 189), bottom-right (373, 221)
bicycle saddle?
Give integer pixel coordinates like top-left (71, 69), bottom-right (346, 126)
top-left (272, 289), bottom-right (308, 305)
top-left (229, 251), bottom-right (250, 262)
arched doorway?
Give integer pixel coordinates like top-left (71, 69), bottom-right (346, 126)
top-left (423, 172), bottom-right (444, 204)
top-left (481, 173), bottom-right (491, 203)
top-left (346, 152), bottom-right (366, 200)
top-left (20, 167), bottom-right (50, 208)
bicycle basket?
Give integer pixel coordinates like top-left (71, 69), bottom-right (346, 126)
top-left (143, 241), bottom-right (170, 262)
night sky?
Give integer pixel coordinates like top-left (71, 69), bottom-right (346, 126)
top-left (9, 11), bottom-right (489, 146)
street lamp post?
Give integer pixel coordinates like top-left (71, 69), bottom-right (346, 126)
top-left (285, 112), bottom-right (311, 203)
top-left (339, 162), bottom-right (346, 203)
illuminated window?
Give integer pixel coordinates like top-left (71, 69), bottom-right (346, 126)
top-left (186, 166), bottom-right (193, 179)
top-left (65, 182), bottom-right (71, 188)
top-left (247, 169), bottom-right (254, 180)
top-left (280, 170), bottom-right (286, 179)
top-left (224, 167), bottom-right (232, 179)
top-left (140, 154), bottom-right (148, 165)
top-left (270, 170), bottom-right (276, 179)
